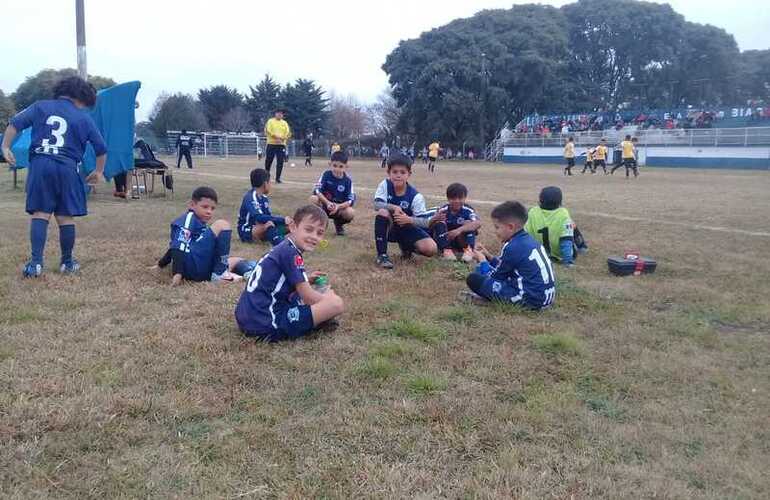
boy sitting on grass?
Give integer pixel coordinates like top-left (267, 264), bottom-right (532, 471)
top-left (424, 182), bottom-right (481, 262)
top-left (466, 201), bottom-right (556, 310)
top-left (373, 153), bottom-right (438, 269)
top-left (237, 168), bottom-right (289, 246)
top-left (309, 150), bottom-right (355, 236)
top-left (156, 186), bottom-right (251, 286)
top-left (235, 205), bottom-right (345, 342)
top-left (524, 186), bottom-right (588, 267)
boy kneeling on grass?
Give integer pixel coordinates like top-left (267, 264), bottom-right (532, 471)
top-left (156, 187), bottom-right (254, 286)
top-left (465, 201), bottom-right (556, 310)
top-left (235, 205), bottom-right (345, 342)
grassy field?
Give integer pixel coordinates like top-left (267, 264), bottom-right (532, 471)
top-left (1, 157), bottom-right (769, 499)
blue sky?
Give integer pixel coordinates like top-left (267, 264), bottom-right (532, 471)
top-left (2, 0), bottom-right (768, 120)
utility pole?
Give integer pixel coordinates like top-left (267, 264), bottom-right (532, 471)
top-left (76, 0), bottom-right (87, 79)
top-left (479, 52), bottom-right (486, 150)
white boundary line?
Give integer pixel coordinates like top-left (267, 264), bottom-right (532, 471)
top-left (182, 170), bottom-right (770, 238)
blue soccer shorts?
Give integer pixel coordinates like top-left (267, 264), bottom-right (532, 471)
top-left (25, 157), bottom-right (88, 216)
top-left (388, 224), bottom-right (430, 253)
top-left (183, 228), bottom-right (217, 281)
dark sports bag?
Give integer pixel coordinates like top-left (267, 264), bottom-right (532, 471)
top-left (608, 252), bottom-right (657, 276)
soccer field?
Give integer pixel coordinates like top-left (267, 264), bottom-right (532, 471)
top-left (1, 158), bottom-right (769, 498)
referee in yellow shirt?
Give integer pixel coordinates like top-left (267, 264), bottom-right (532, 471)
top-left (563, 136), bottom-right (576, 176)
top-left (264, 108), bottom-right (291, 183)
top-left (611, 135), bottom-right (639, 178)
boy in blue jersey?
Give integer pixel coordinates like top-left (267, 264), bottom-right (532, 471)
top-left (373, 153), bottom-right (438, 269)
top-left (423, 182), bottom-right (481, 263)
top-left (466, 201), bottom-right (556, 310)
top-left (1, 76), bottom-right (107, 277)
top-left (156, 186), bottom-right (247, 285)
top-left (235, 205), bottom-right (345, 342)
top-left (309, 150), bottom-right (355, 236)
top-left (237, 168), bottom-right (289, 246)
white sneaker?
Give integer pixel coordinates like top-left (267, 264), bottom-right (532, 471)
top-left (461, 247), bottom-right (474, 263)
top-left (442, 249), bottom-right (457, 261)
top-left (211, 270), bottom-right (242, 282)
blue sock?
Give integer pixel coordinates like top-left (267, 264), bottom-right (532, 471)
top-left (374, 215), bottom-right (390, 255)
top-left (264, 225), bottom-right (283, 246)
top-left (212, 229), bottom-right (232, 275)
top-left (30, 218), bottom-right (49, 264)
top-left (465, 232), bottom-right (476, 249)
top-left (59, 224), bottom-right (76, 264)
top-left (432, 222), bottom-right (449, 250)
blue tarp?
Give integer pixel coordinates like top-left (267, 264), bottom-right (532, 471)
top-left (7, 80), bottom-right (141, 181)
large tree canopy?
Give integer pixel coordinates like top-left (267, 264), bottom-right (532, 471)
top-left (282, 79), bottom-right (328, 139)
top-left (0, 89), bottom-right (15, 130)
top-left (149, 93), bottom-right (208, 138)
top-left (11, 68), bottom-right (115, 111)
top-left (383, 0), bottom-right (763, 145)
top-left (198, 85), bottom-right (243, 131)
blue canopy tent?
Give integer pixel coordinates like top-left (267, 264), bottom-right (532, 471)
top-left (6, 80), bottom-right (141, 187)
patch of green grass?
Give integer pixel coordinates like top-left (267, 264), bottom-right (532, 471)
top-left (375, 318), bottom-right (446, 344)
top-left (0, 306), bottom-right (47, 325)
top-left (355, 356), bottom-right (397, 380)
top-left (406, 374), bottom-right (448, 395)
top-left (0, 348), bottom-right (14, 362)
top-left (434, 305), bottom-right (479, 325)
top-left (370, 340), bottom-right (412, 359)
top-left (575, 374), bottom-right (626, 421)
top-left (532, 333), bottom-right (584, 356)
top-left (92, 364), bottom-right (122, 387)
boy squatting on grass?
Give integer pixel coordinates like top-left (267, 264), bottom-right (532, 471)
top-left (237, 168), bottom-right (289, 246)
top-left (466, 201), bottom-right (556, 310)
top-left (422, 182), bottom-right (481, 263)
top-left (1, 76), bottom-right (106, 278)
top-left (309, 150), bottom-right (356, 236)
top-left (235, 205), bottom-right (345, 342)
top-left (373, 153), bottom-right (438, 269)
top-left (524, 186), bottom-right (588, 267)
top-left (156, 187), bottom-right (255, 286)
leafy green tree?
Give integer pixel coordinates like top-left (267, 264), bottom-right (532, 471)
top-left (245, 74), bottom-right (282, 131)
top-left (0, 89), bottom-right (15, 129)
top-left (11, 68), bottom-right (115, 110)
top-left (149, 92), bottom-right (208, 139)
top-left (735, 49), bottom-right (770, 102)
top-left (281, 79), bottom-right (328, 138)
top-left (197, 85), bottom-right (243, 130)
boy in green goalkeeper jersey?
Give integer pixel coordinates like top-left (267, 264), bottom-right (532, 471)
top-left (524, 186), bottom-right (587, 266)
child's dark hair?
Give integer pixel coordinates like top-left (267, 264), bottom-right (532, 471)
top-left (192, 186), bottom-right (218, 203)
top-left (539, 186), bottom-right (563, 210)
top-left (446, 182), bottom-right (468, 199)
top-left (293, 204), bottom-right (328, 226)
top-left (491, 201), bottom-right (528, 225)
top-left (330, 150), bottom-right (348, 164)
top-left (52, 76), bottom-right (98, 107)
top-left (387, 153), bottom-right (412, 172)
top-left (568, 136), bottom-right (574, 142)
top-left (625, 134), bottom-right (632, 140)
top-left (250, 168), bottom-right (270, 188)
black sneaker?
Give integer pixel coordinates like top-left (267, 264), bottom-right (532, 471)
top-left (400, 251), bottom-right (413, 260)
top-left (276, 179), bottom-right (283, 184)
top-left (376, 254), bottom-right (394, 269)
top-left (335, 226), bottom-right (345, 236)
top-left (316, 318), bottom-right (340, 333)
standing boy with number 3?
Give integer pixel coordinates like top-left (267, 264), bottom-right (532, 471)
top-left (1, 76), bottom-right (107, 277)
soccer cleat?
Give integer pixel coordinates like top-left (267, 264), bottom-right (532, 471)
top-left (22, 261), bottom-right (43, 278)
top-left (458, 290), bottom-right (488, 306)
top-left (442, 249), bottom-right (457, 261)
top-left (275, 179), bottom-right (283, 184)
top-left (400, 250), bottom-right (413, 260)
top-left (461, 247), bottom-right (475, 263)
top-left (376, 254), bottom-right (394, 269)
top-left (59, 260), bottom-right (81, 274)
top-left (335, 226), bottom-right (346, 236)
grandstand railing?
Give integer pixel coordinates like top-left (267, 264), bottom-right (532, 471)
top-left (499, 127), bottom-right (770, 148)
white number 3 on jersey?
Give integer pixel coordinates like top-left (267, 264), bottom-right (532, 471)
top-left (41, 116), bottom-right (67, 155)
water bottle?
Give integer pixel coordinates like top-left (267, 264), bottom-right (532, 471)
top-left (312, 275), bottom-right (329, 293)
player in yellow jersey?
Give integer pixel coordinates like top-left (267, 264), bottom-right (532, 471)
top-left (581, 147), bottom-right (595, 174)
top-left (611, 134), bottom-right (638, 178)
top-left (428, 140), bottom-right (440, 173)
top-left (563, 136), bottom-right (576, 176)
top-left (593, 139), bottom-right (608, 174)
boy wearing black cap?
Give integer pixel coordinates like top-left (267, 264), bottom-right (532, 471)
top-left (524, 186), bottom-right (588, 266)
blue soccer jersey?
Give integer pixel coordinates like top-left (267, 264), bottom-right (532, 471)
top-left (237, 190), bottom-right (285, 235)
top-left (482, 229), bottom-right (556, 309)
top-left (169, 210), bottom-right (208, 253)
top-left (10, 99), bottom-right (107, 165)
top-left (423, 203), bottom-right (479, 230)
top-left (314, 170), bottom-right (355, 205)
top-left (373, 179), bottom-right (427, 217)
top-left (235, 239), bottom-right (310, 335)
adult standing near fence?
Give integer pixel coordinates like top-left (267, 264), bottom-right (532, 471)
top-left (303, 134), bottom-right (314, 167)
top-left (176, 129), bottom-right (194, 169)
top-left (264, 108), bottom-right (291, 183)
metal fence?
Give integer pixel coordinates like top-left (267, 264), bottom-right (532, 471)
top-left (499, 126), bottom-right (770, 148)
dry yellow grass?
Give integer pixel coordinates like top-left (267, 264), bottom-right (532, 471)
top-left (1, 157), bottom-right (768, 498)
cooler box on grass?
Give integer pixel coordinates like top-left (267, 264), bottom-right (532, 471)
top-left (608, 251), bottom-right (657, 276)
